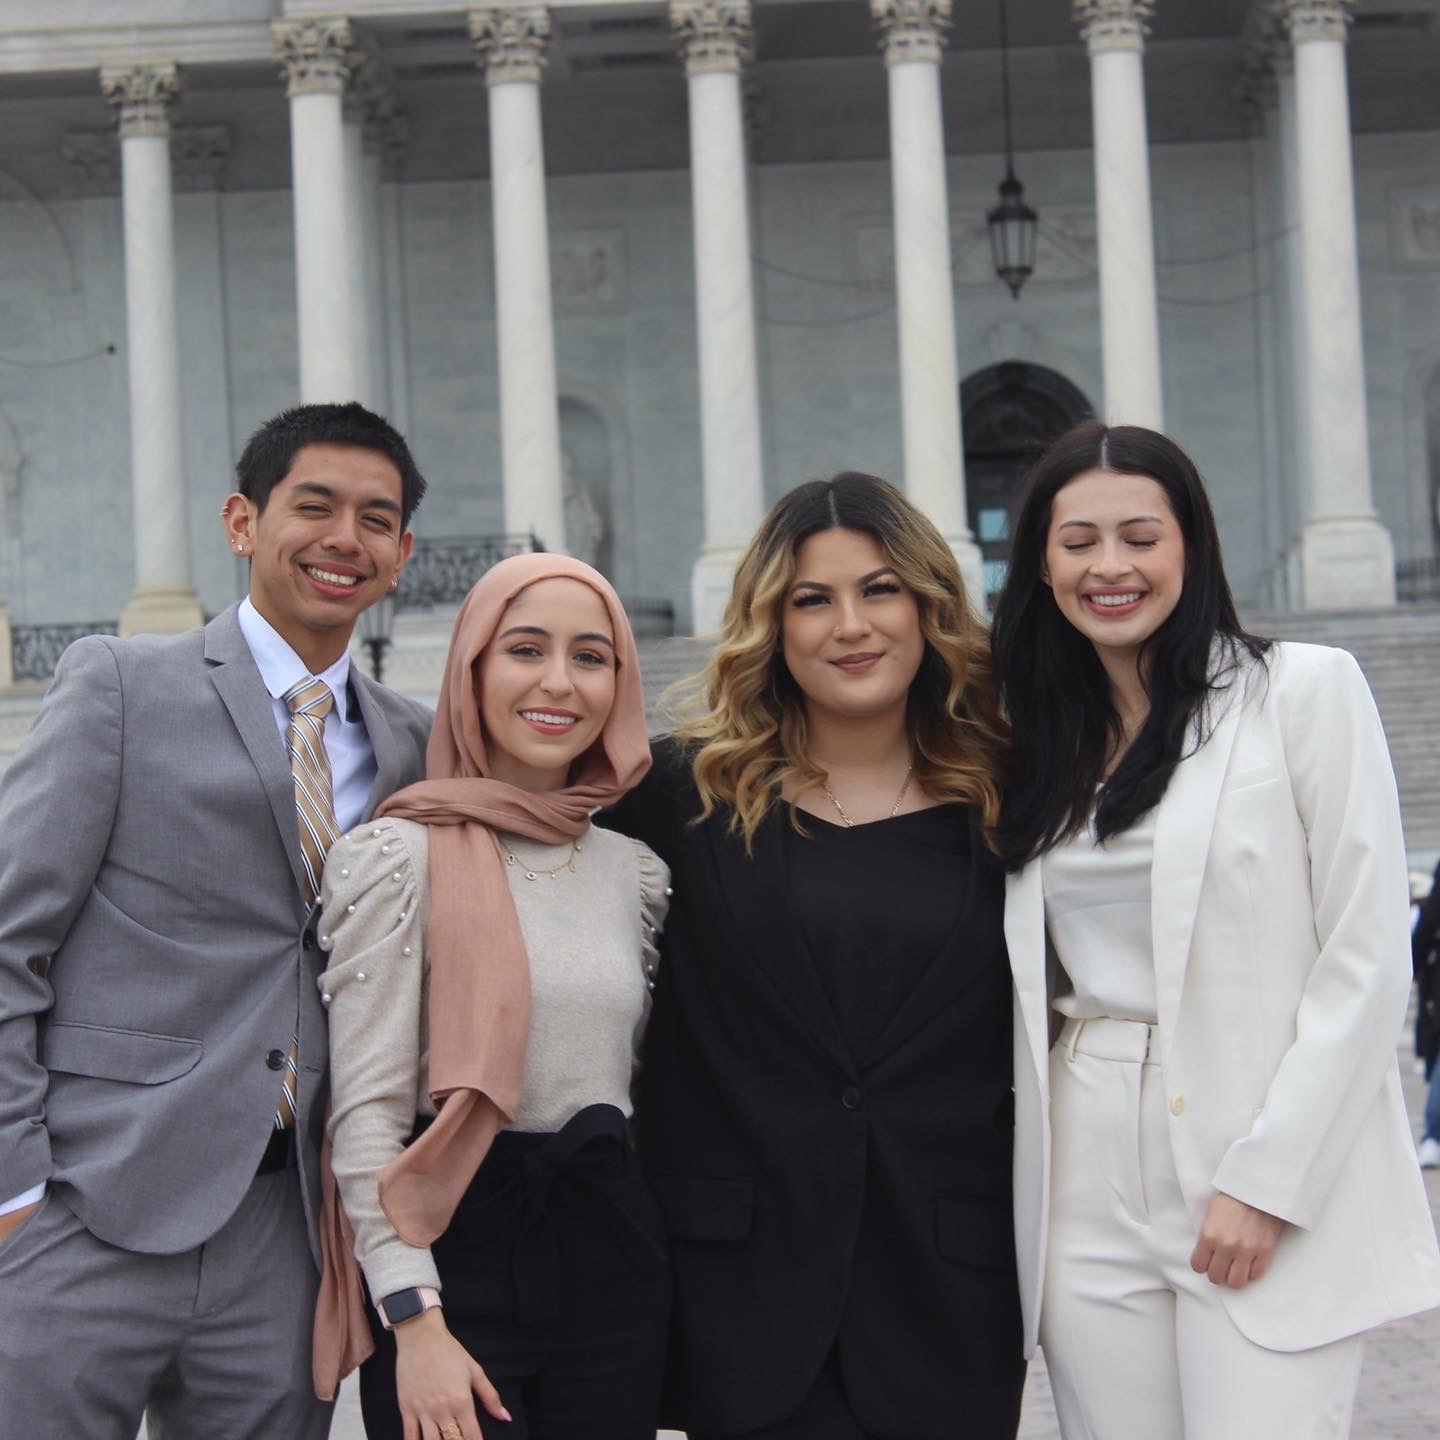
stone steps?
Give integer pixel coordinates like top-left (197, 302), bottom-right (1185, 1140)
top-left (1245, 607), bottom-right (1440, 858)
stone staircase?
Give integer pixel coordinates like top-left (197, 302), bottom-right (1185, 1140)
top-left (3, 610), bottom-right (1435, 857)
top-left (1245, 605), bottom-right (1440, 861)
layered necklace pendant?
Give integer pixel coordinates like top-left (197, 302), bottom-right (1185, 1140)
top-left (505, 838), bottom-right (582, 881)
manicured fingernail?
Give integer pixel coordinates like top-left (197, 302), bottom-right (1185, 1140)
top-left (500, 1409), bottom-right (513, 1423)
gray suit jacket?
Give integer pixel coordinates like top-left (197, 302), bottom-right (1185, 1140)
top-left (0, 604), bottom-right (430, 1259)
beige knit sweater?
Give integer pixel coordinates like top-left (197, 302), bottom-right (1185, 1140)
top-left (317, 816), bottom-right (669, 1302)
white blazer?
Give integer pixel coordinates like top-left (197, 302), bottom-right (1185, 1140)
top-left (1004, 641), bottom-right (1440, 1355)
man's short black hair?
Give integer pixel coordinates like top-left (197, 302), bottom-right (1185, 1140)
top-left (235, 403), bottom-right (427, 529)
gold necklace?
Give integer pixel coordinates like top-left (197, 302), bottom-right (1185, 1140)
top-left (504, 838), bottom-right (582, 881)
top-left (820, 765), bottom-right (914, 828)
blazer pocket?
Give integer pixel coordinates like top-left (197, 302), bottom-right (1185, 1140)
top-left (42, 1021), bottom-right (203, 1085)
top-left (651, 1176), bottom-right (754, 1243)
top-left (1219, 765), bottom-right (1282, 798)
top-left (935, 1196), bottom-right (1016, 1270)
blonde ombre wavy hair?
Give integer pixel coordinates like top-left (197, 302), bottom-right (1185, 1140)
top-left (668, 472), bottom-right (1009, 852)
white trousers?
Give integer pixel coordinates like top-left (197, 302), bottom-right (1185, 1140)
top-left (1041, 1017), bottom-right (1365, 1440)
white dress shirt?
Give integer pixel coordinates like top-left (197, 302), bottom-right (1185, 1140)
top-left (236, 596), bottom-right (377, 835)
top-left (1, 600), bottom-right (379, 1218)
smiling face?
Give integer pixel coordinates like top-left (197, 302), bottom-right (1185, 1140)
top-left (222, 442), bottom-right (412, 673)
top-left (780, 527), bottom-right (925, 725)
top-left (1044, 467), bottom-right (1185, 673)
top-left (477, 576), bottom-right (618, 792)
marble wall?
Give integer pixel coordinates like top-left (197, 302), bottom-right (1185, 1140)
top-left (0, 127), bottom-right (1436, 631)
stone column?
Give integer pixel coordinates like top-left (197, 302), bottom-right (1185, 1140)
top-left (1074, 0), bottom-right (1163, 429)
top-left (670, 0), bottom-right (767, 633)
top-left (342, 76), bottom-right (374, 409)
top-left (100, 63), bottom-right (205, 638)
top-left (871, 0), bottom-right (983, 603)
top-left (1279, 0), bottom-right (1395, 606)
top-left (470, 5), bottom-right (566, 553)
top-left (378, 114), bottom-right (412, 434)
top-left (361, 99), bottom-right (396, 417)
top-left (272, 17), bottom-right (360, 403)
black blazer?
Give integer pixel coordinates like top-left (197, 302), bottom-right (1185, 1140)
top-left (601, 739), bottom-right (1023, 1438)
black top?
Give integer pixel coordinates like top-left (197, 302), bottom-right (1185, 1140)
top-left (786, 804), bottom-right (975, 1063)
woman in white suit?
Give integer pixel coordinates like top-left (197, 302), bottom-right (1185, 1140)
top-left (990, 422), bottom-right (1440, 1439)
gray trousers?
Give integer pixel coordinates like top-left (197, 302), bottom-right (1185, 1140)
top-left (0, 1171), bottom-right (333, 1440)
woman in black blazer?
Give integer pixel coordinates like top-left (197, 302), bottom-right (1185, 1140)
top-left (601, 474), bottom-right (1024, 1440)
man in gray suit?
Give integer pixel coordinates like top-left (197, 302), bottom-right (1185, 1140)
top-left (0, 403), bottom-right (433, 1438)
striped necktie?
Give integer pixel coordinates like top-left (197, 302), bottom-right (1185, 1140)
top-left (276, 675), bottom-right (340, 1129)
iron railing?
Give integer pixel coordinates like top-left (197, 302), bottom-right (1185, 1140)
top-left (1396, 557), bottom-right (1440, 604)
top-left (10, 622), bottom-right (118, 682)
top-left (396, 533), bottom-right (542, 610)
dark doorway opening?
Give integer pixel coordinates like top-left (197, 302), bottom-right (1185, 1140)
top-left (962, 362), bottom-right (1094, 607)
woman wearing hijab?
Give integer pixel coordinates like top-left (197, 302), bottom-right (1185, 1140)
top-left (311, 554), bottom-right (671, 1440)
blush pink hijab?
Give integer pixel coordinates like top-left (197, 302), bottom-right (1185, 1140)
top-left (314, 553), bottom-right (651, 1397)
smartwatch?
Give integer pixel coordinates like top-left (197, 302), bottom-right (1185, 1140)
top-left (377, 1285), bottom-right (442, 1330)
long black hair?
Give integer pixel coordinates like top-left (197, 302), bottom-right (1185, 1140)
top-left (990, 421), bottom-right (1268, 868)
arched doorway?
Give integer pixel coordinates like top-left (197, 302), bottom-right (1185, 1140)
top-left (962, 362), bottom-right (1094, 605)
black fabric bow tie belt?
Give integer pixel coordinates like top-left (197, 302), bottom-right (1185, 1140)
top-left (414, 1102), bottom-right (667, 1324)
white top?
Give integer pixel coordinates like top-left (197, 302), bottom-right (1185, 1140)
top-left (318, 816), bottom-right (670, 1300)
top-left (237, 596), bottom-right (376, 833)
top-left (1043, 808), bottom-right (1158, 1024)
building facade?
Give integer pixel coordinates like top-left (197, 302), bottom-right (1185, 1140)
top-left (0, 0), bottom-right (1437, 673)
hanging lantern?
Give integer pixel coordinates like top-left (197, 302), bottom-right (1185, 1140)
top-left (988, 167), bottom-right (1038, 300)
top-left (988, 0), bottom-right (1038, 299)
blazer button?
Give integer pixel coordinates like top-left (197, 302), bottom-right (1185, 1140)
top-left (266, 1049), bottom-right (286, 1071)
top-left (301, 932), bottom-right (316, 952)
top-left (1170, 1094), bottom-right (1186, 1117)
top-left (841, 1086), bottom-right (863, 1111)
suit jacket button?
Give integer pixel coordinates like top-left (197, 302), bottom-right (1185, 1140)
top-left (841, 1086), bottom-right (862, 1111)
top-left (266, 1049), bottom-right (286, 1071)
top-left (302, 932), bottom-right (316, 951)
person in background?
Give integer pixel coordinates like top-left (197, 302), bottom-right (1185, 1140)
top-left (601, 473), bottom-right (1032, 1440)
top-left (992, 420), bottom-right (1440, 1440)
top-left (0, 403), bottom-right (431, 1438)
top-left (1413, 857), bottom-right (1440, 1169)
top-left (315, 553), bottom-right (671, 1440)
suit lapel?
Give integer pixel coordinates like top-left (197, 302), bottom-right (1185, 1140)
top-left (204, 607), bottom-right (308, 903)
top-left (1149, 675), bottom-right (1245, 1052)
top-left (1004, 861), bottom-right (1052, 1100)
top-left (706, 810), bottom-right (854, 1076)
top-left (350, 666), bottom-right (408, 821)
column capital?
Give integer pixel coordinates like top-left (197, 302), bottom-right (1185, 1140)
top-left (100, 63), bottom-right (180, 140)
top-left (271, 16), bottom-right (357, 97)
top-left (1073, 0), bottom-right (1154, 55)
top-left (870, 0), bottom-right (951, 66)
top-left (171, 124), bottom-right (231, 191)
top-left (469, 5), bottom-right (551, 86)
top-left (1275, 0), bottom-right (1352, 45)
top-left (670, 0), bottom-right (754, 76)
